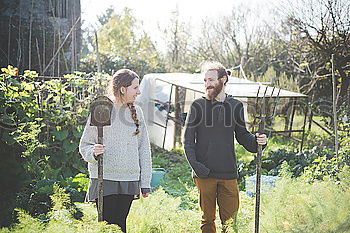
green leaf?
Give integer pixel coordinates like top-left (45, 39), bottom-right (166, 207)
top-left (72, 127), bottom-right (83, 138)
top-left (52, 129), bottom-right (69, 141)
top-left (63, 140), bottom-right (78, 153)
top-left (299, 62), bottom-right (309, 67)
top-left (1, 130), bottom-right (16, 145)
top-left (22, 83), bottom-right (35, 91)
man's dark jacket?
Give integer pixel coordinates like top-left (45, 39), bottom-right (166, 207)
top-left (183, 95), bottom-right (259, 180)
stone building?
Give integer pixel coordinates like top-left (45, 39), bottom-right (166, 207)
top-left (0, 0), bottom-right (81, 76)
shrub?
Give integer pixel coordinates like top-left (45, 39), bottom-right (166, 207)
top-left (4, 171), bottom-right (350, 232)
top-left (0, 69), bottom-right (105, 226)
top-left (62, 173), bottom-right (90, 203)
top-left (238, 146), bottom-right (332, 188)
top-left (1, 184), bottom-right (121, 233)
top-left (303, 129), bottom-right (349, 182)
top-left (15, 176), bottom-right (87, 222)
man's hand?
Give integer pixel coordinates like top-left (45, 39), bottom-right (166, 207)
top-left (256, 133), bottom-right (267, 145)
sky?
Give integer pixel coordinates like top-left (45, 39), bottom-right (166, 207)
top-left (80, 0), bottom-right (282, 52)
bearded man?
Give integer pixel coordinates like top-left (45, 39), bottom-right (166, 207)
top-left (183, 61), bottom-right (267, 233)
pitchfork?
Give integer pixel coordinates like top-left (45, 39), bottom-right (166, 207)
top-left (254, 85), bottom-right (280, 233)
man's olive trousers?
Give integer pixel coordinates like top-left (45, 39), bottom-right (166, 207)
top-left (194, 177), bottom-right (239, 233)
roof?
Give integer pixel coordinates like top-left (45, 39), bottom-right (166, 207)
top-left (145, 73), bottom-right (307, 98)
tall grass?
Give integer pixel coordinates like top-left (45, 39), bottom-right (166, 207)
top-left (128, 188), bottom-right (200, 232)
top-left (260, 166), bottom-right (350, 233)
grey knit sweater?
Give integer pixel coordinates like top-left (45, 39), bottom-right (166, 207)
top-left (79, 104), bottom-right (152, 189)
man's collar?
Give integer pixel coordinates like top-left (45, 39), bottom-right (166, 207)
top-left (202, 93), bottom-right (230, 103)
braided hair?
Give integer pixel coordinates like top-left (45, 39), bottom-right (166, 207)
top-left (108, 69), bottom-right (140, 136)
top-left (127, 103), bottom-right (140, 136)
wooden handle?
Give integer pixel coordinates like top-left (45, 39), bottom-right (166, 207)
top-left (255, 118), bottom-right (265, 233)
top-left (97, 126), bottom-right (104, 222)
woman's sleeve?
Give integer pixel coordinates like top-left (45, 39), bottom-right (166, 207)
top-left (137, 106), bottom-right (152, 189)
top-left (79, 114), bottom-right (98, 164)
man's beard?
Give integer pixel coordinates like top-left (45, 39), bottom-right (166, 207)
top-left (206, 81), bottom-right (223, 100)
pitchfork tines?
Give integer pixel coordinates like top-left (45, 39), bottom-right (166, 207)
top-left (254, 85), bottom-right (281, 133)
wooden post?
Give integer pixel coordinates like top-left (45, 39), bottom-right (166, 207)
top-left (35, 38), bottom-right (42, 74)
top-left (163, 84), bottom-right (173, 149)
top-left (300, 103), bottom-right (308, 152)
top-left (17, 5), bottom-right (22, 67)
top-left (7, 15), bottom-right (11, 66)
top-left (288, 98), bottom-right (296, 137)
top-left (331, 54), bottom-right (339, 167)
top-left (174, 86), bottom-right (181, 148)
top-left (95, 31), bottom-right (101, 73)
top-left (308, 106), bottom-right (313, 132)
top-left (28, 0), bottom-right (34, 70)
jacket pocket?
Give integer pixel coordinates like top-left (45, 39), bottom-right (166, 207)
top-left (206, 142), bottom-right (234, 173)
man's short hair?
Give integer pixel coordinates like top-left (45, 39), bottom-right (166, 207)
top-left (201, 61), bottom-right (229, 84)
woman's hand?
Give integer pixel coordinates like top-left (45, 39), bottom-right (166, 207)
top-left (256, 133), bottom-right (267, 145)
top-left (93, 144), bottom-right (105, 156)
top-left (133, 193), bottom-right (149, 200)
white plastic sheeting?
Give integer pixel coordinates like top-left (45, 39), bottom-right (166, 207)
top-left (136, 73), bottom-right (249, 150)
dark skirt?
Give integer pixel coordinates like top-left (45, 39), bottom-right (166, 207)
top-left (85, 178), bottom-right (140, 202)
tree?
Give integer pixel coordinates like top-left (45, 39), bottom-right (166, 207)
top-left (285, 0), bottom-right (350, 104)
top-left (97, 6), bottom-right (115, 26)
top-left (189, 5), bottom-right (286, 78)
top-left (163, 7), bottom-right (193, 72)
top-left (81, 6), bottom-right (115, 58)
top-left (80, 7), bottom-right (165, 77)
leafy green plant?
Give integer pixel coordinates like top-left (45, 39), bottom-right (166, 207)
top-left (62, 173), bottom-right (90, 202)
top-left (1, 184), bottom-right (121, 233)
top-left (0, 69), bottom-right (113, 182)
top-left (303, 120), bottom-right (349, 183)
top-left (238, 146), bottom-right (332, 185)
top-left (15, 179), bottom-right (85, 221)
top-left (1, 69), bottom-right (108, 226)
top-left (80, 8), bottom-right (166, 77)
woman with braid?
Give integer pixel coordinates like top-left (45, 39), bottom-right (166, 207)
top-left (79, 69), bottom-right (152, 232)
